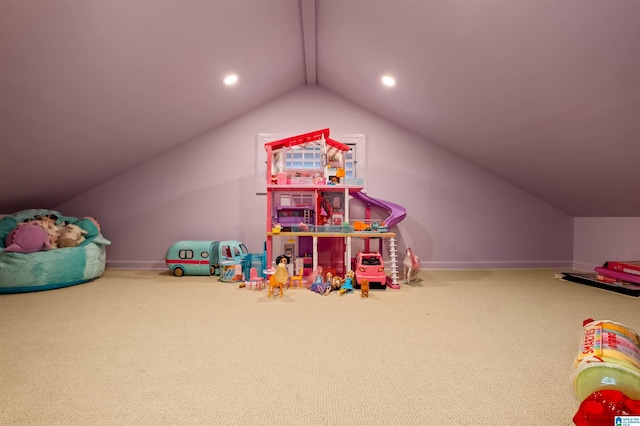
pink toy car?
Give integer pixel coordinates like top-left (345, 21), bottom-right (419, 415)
top-left (354, 252), bottom-right (386, 289)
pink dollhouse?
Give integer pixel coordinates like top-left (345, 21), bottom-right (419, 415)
top-left (263, 128), bottom-right (405, 288)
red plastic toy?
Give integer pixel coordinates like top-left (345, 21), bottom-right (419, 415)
top-left (574, 390), bottom-right (640, 426)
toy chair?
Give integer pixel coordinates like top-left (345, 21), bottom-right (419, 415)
top-left (268, 274), bottom-right (284, 298)
top-left (289, 268), bottom-right (304, 289)
top-left (247, 267), bottom-right (264, 290)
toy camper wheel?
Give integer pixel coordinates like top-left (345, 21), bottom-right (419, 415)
top-left (210, 266), bottom-right (216, 275)
top-left (173, 267), bottom-right (185, 277)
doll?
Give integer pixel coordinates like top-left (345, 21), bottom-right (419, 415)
top-left (339, 270), bottom-right (355, 295)
top-left (274, 257), bottom-right (289, 286)
top-left (324, 272), bottom-right (342, 295)
top-left (309, 269), bottom-right (327, 294)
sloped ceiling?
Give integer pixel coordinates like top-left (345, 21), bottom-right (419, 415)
top-left (1, 0), bottom-right (639, 217)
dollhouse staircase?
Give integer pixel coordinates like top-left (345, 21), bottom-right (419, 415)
top-left (388, 237), bottom-right (400, 287)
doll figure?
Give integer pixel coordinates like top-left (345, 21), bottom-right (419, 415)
top-left (324, 272), bottom-right (342, 295)
top-left (339, 270), bottom-right (355, 295)
top-left (310, 268), bottom-right (327, 294)
top-left (332, 275), bottom-right (343, 291)
top-left (322, 272), bottom-right (333, 295)
top-left (274, 257), bottom-right (289, 286)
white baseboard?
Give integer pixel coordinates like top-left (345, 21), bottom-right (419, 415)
top-left (107, 260), bottom-right (167, 270)
top-left (110, 259), bottom-right (573, 271)
top-left (571, 261), bottom-right (597, 273)
top-left (418, 260), bottom-right (572, 270)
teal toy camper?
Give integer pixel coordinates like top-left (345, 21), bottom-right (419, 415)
top-left (165, 240), bottom-right (250, 277)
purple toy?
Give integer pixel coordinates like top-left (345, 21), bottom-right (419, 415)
top-left (5, 222), bottom-right (52, 253)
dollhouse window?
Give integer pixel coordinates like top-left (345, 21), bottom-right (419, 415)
top-left (284, 146), bottom-right (323, 170)
top-left (283, 144), bottom-right (358, 177)
top-left (280, 193), bottom-right (313, 207)
top-left (344, 144), bottom-right (357, 178)
top-left (256, 133), bottom-right (366, 194)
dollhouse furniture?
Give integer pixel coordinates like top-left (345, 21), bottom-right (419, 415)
top-left (275, 206), bottom-right (314, 230)
top-left (289, 267), bottom-right (304, 289)
top-left (268, 275), bottom-right (284, 298)
top-left (0, 209), bottom-right (110, 293)
top-left (263, 129), bottom-right (404, 288)
top-left (247, 267), bottom-right (265, 290)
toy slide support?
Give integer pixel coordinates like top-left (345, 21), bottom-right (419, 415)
top-left (386, 276), bottom-right (400, 289)
top-left (351, 192), bottom-right (406, 289)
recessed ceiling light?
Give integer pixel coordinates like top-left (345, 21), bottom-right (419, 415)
top-left (381, 75), bottom-right (396, 87)
top-left (223, 74), bottom-right (238, 86)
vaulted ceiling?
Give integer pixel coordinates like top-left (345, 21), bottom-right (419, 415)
top-left (2, 0), bottom-right (639, 216)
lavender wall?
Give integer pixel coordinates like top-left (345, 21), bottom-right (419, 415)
top-left (56, 86), bottom-right (573, 270)
top-left (573, 218), bottom-right (640, 272)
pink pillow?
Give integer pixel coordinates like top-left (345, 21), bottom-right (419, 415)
top-left (4, 222), bottom-right (52, 253)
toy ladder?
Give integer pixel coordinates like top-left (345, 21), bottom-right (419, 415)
top-left (388, 237), bottom-right (399, 287)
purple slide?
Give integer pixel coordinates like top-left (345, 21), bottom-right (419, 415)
top-left (351, 191), bottom-right (407, 228)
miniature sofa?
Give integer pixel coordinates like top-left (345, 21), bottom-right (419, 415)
top-left (0, 209), bottom-right (111, 293)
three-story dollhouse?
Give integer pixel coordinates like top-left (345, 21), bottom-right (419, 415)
top-left (263, 128), bottom-right (405, 288)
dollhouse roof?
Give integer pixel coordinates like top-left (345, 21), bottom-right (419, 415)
top-left (264, 128), bottom-right (350, 152)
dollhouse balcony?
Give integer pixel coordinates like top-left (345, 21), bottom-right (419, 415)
top-left (290, 224), bottom-right (353, 233)
top-left (342, 177), bottom-right (364, 186)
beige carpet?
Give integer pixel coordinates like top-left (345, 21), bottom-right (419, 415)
top-left (1, 268), bottom-right (637, 425)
